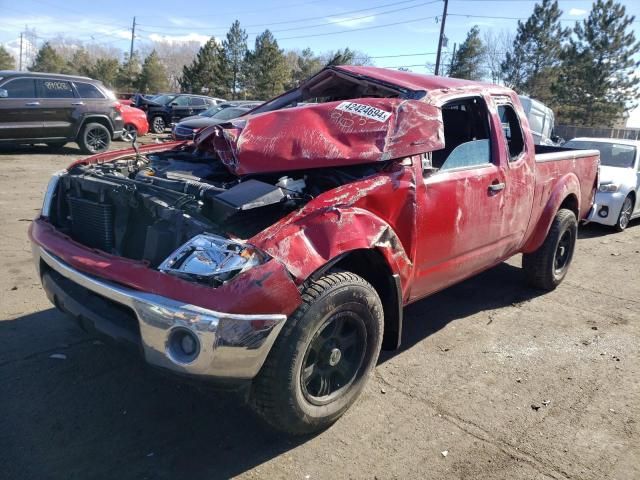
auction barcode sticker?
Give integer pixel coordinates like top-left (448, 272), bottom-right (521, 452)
top-left (335, 102), bottom-right (392, 122)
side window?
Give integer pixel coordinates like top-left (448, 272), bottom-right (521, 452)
top-left (37, 79), bottom-right (75, 99)
top-left (2, 78), bottom-right (36, 98)
top-left (74, 82), bottom-right (105, 99)
top-left (497, 103), bottom-right (525, 161)
top-left (171, 96), bottom-right (191, 106)
top-left (189, 97), bottom-right (205, 106)
top-left (432, 97), bottom-right (492, 171)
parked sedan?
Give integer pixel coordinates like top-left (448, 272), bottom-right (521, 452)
top-left (565, 137), bottom-right (640, 231)
top-left (172, 101), bottom-right (262, 140)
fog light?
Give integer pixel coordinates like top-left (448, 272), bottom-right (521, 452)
top-left (167, 328), bottom-right (200, 364)
top-left (598, 206), bottom-right (609, 218)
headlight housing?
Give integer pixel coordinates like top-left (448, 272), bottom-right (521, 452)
top-left (158, 234), bottom-right (268, 285)
top-left (598, 183), bottom-right (619, 193)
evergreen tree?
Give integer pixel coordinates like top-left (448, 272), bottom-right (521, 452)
top-left (447, 26), bottom-right (486, 80)
top-left (67, 48), bottom-right (93, 77)
top-left (244, 30), bottom-right (289, 99)
top-left (180, 38), bottom-right (227, 97)
top-left (138, 50), bottom-right (169, 93)
top-left (90, 57), bottom-right (119, 88)
top-left (30, 42), bottom-right (68, 73)
top-left (501, 0), bottom-right (568, 103)
top-left (553, 0), bottom-right (640, 126)
top-left (116, 53), bottom-right (142, 92)
top-left (0, 45), bottom-right (16, 70)
top-left (325, 48), bottom-right (356, 66)
top-left (223, 20), bottom-right (248, 99)
top-left (290, 48), bottom-right (323, 86)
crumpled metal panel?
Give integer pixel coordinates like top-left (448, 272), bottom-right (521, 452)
top-left (199, 98), bottom-right (443, 175)
top-left (250, 161), bottom-right (418, 298)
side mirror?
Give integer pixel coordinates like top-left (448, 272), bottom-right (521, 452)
top-left (171, 102), bottom-right (179, 106)
top-left (0, 89), bottom-right (8, 98)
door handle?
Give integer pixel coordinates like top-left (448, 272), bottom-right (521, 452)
top-left (71, 102), bottom-right (84, 106)
top-left (488, 182), bottom-right (506, 192)
top-left (25, 101), bottom-right (40, 106)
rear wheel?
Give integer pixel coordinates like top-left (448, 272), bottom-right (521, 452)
top-left (78, 122), bottom-right (111, 154)
top-left (250, 271), bottom-right (383, 435)
top-left (614, 195), bottom-right (634, 232)
top-left (120, 124), bottom-right (138, 142)
top-left (151, 116), bottom-right (166, 134)
top-left (523, 208), bottom-right (577, 290)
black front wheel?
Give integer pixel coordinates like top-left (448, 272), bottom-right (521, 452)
top-left (251, 271), bottom-right (384, 435)
top-left (151, 116), bottom-right (166, 134)
top-left (78, 123), bottom-right (111, 154)
top-left (523, 208), bottom-right (577, 290)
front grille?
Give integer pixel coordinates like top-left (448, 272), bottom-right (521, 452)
top-left (174, 126), bottom-right (195, 139)
top-left (68, 196), bottom-right (114, 251)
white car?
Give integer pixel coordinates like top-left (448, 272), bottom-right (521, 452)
top-left (564, 137), bottom-right (640, 231)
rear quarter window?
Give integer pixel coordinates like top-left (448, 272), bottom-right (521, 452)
top-left (74, 82), bottom-right (105, 99)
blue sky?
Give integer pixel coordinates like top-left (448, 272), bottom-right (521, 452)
top-left (2, 0), bottom-right (639, 123)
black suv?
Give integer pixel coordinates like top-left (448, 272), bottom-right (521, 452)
top-left (133, 93), bottom-right (224, 133)
top-left (0, 71), bottom-right (123, 154)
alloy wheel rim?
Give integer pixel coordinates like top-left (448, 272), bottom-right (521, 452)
top-left (87, 128), bottom-right (108, 152)
top-left (122, 125), bottom-right (136, 142)
top-left (620, 198), bottom-right (632, 229)
top-left (154, 118), bottom-right (165, 132)
top-left (301, 309), bottom-right (367, 406)
top-left (554, 230), bottom-right (573, 274)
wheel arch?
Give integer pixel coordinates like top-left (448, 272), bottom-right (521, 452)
top-left (76, 115), bottom-right (114, 139)
top-left (309, 248), bottom-right (403, 351)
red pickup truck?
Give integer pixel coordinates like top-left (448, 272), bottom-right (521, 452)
top-left (30, 66), bottom-right (599, 434)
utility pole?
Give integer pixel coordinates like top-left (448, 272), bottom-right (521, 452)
top-left (19, 32), bottom-right (23, 70)
top-left (129, 16), bottom-right (136, 62)
top-left (448, 42), bottom-right (457, 74)
top-left (434, 0), bottom-right (449, 76)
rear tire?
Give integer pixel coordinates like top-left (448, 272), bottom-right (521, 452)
top-left (78, 122), bottom-right (111, 154)
top-left (614, 195), bottom-right (634, 232)
top-left (250, 271), bottom-right (383, 435)
top-left (151, 116), bottom-right (166, 134)
top-left (523, 208), bottom-right (577, 290)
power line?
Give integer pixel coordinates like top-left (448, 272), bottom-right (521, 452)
top-left (136, 0), bottom-right (328, 19)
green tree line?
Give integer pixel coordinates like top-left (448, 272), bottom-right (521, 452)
top-left (447, 0), bottom-right (639, 127)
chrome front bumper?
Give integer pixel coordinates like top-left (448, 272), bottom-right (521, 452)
top-left (34, 246), bottom-right (287, 380)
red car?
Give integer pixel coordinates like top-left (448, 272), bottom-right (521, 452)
top-left (117, 103), bottom-right (149, 141)
top-left (30, 66), bottom-right (599, 435)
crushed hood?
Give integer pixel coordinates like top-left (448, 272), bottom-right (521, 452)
top-left (196, 97), bottom-right (444, 175)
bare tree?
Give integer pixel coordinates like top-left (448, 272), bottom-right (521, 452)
top-left (483, 29), bottom-right (513, 84)
top-left (138, 40), bottom-right (200, 91)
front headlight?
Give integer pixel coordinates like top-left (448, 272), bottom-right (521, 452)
top-left (42, 170), bottom-right (66, 217)
top-left (158, 234), bottom-right (268, 285)
top-left (598, 183), bottom-right (620, 193)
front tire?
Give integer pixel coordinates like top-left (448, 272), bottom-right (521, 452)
top-left (614, 195), bottom-right (634, 232)
top-left (523, 208), bottom-right (577, 290)
top-left (151, 116), bottom-right (166, 134)
top-left (78, 123), bottom-right (111, 154)
top-left (120, 124), bottom-right (138, 142)
top-left (251, 271), bottom-right (383, 435)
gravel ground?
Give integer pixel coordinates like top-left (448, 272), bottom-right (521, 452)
top-left (1, 139), bottom-right (638, 480)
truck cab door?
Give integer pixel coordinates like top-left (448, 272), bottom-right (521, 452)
top-left (410, 95), bottom-right (519, 300)
top-left (169, 95), bottom-right (193, 124)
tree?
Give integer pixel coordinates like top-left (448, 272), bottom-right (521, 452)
top-left (447, 26), bottom-right (486, 80)
top-left (138, 50), bottom-right (169, 93)
top-left (287, 48), bottom-right (323, 87)
top-left (90, 57), bottom-right (119, 88)
top-left (553, 0), bottom-right (640, 126)
top-left (0, 45), bottom-right (16, 70)
top-left (180, 38), bottom-right (227, 97)
top-left (29, 42), bottom-right (68, 73)
top-left (67, 48), bottom-right (93, 77)
top-left (116, 53), bottom-right (141, 92)
top-left (223, 20), bottom-right (248, 99)
top-left (501, 0), bottom-right (568, 103)
top-left (243, 30), bottom-right (289, 99)
top-left (482, 30), bottom-right (513, 84)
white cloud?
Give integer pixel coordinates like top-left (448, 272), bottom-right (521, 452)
top-left (147, 32), bottom-right (211, 45)
top-left (568, 8), bottom-right (587, 16)
top-left (327, 15), bottom-right (376, 28)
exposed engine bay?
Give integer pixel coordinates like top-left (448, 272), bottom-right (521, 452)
top-left (48, 146), bottom-right (388, 284)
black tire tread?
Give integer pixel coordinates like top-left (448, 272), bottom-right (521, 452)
top-left (251, 271), bottom-right (380, 435)
top-left (523, 208), bottom-right (576, 290)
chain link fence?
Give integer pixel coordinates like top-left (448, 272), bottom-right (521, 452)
top-left (556, 125), bottom-right (640, 141)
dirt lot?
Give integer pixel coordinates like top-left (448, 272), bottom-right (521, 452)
top-left (1, 140), bottom-right (638, 480)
